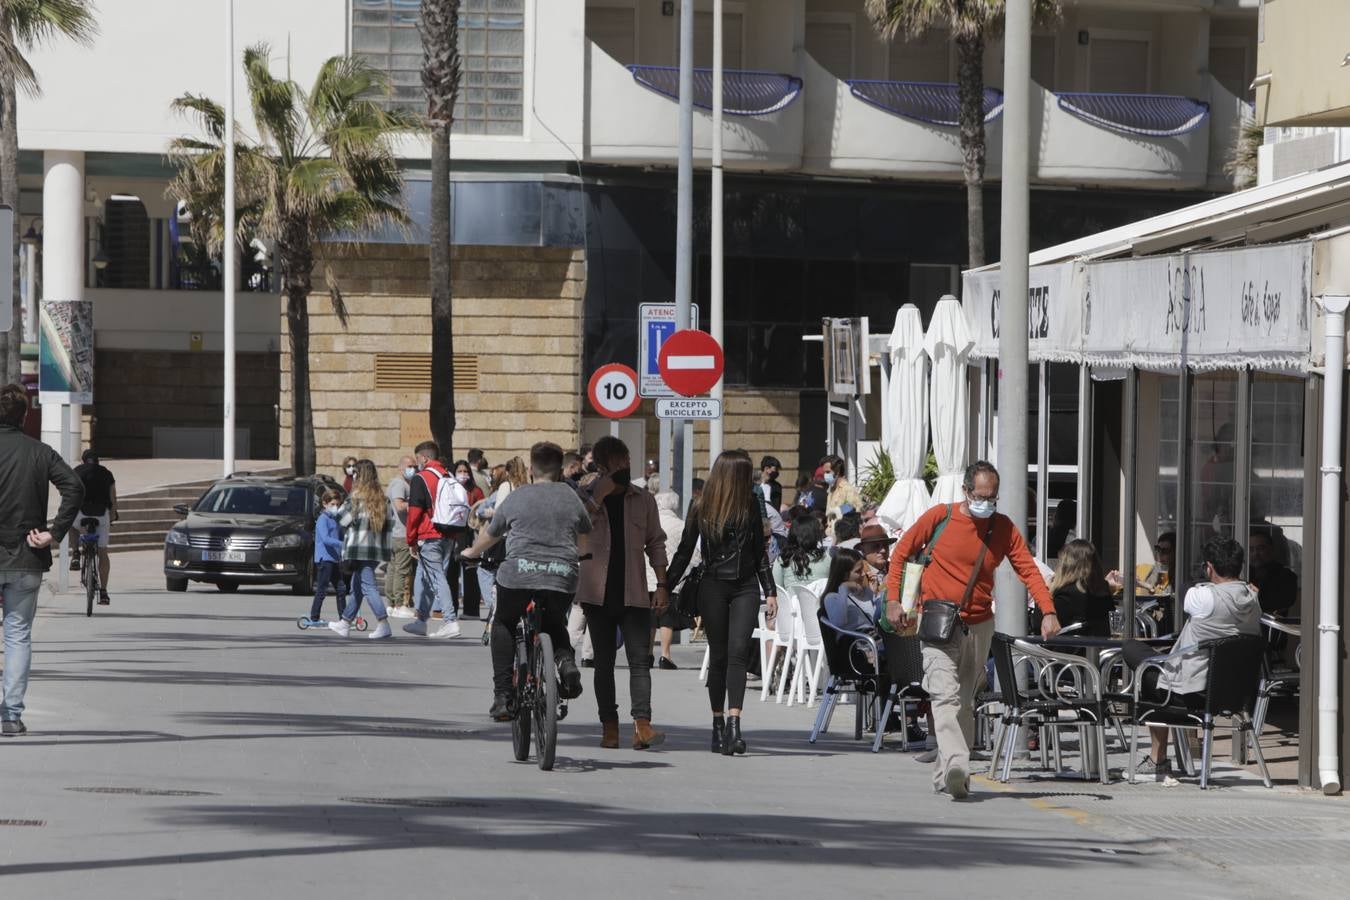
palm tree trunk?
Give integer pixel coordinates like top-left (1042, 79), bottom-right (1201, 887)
top-left (0, 59), bottom-right (21, 384)
top-left (956, 33), bottom-right (987, 270)
top-left (281, 231), bottom-right (316, 475)
top-left (428, 122), bottom-right (454, 455)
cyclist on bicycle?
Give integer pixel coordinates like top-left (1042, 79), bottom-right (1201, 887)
top-left (72, 449), bottom-right (116, 605)
top-left (461, 441), bottom-right (590, 721)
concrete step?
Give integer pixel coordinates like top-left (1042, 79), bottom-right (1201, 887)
top-left (105, 468), bottom-right (290, 554)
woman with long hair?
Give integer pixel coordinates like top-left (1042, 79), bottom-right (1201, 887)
top-left (823, 455), bottom-right (862, 526)
top-left (1048, 539), bottom-right (1114, 636)
top-left (667, 450), bottom-right (777, 756)
top-left (329, 459), bottom-right (393, 640)
top-left (774, 514), bottom-right (830, 595)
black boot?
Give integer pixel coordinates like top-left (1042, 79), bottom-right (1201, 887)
top-left (711, 717), bottom-right (725, 753)
top-left (722, 716), bottom-right (746, 756)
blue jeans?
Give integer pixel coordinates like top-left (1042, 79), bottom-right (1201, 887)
top-left (413, 538), bottom-right (455, 623)
top-left (476, 566), bottom-right (496, 618)
top-left (310, 560), bottom-right (347, 621)
top-left (1, 571), bottom-right (44, 722)
top-left (342, 561), bottom-right (387, 622)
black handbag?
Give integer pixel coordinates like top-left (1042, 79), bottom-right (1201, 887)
top-left (917, 518), bottom-right (995, 645)
top-left (668, 563), bottom-right (704, 630)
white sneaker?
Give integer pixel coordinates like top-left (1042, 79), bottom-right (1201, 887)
top-left (368, 621), bottom-right (392, 639)
top-left (431, 620), bottom-right (462, 639)
top-left (389, 606), bottom-right (415, 619)
top-left (328, 620), bottom-right (351, 638)
top-left (402, 619), bottom-right (428, 636)
top-left (915, 748), bottom-right (939, 764)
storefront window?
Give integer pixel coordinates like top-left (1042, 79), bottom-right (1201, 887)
top-left (1250, 374), bottom-right (1305, 584)
top-left (1189, 374), bottom-right (1240, 559)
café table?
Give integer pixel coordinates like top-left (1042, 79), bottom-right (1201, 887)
top-left (1013, 633), bottom-right (1174, 780)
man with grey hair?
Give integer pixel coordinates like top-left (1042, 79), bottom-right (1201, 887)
top-left (887, 460), bottom-right (1059, 800)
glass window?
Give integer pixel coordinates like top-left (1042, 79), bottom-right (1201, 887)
top-left (1190, 373), bottom-right (1239, 559)
top-left (1250, 374), bottom-right (1305, 584)
top-left (351, 0), bottom-right (525, 135)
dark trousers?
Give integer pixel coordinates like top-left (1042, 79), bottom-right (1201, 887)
top-left (309, 561), bottom-right (346, 621)
top-left (583, 603), bottom-right (653, 723)
top-left (699, 574), bottom-right (761, 713)
top-left (445, 529), bottom-right (483, 617)
top-left (491, 585), bottom-right (575, 695)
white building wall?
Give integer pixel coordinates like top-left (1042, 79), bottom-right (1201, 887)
top-left (17, 0), bottom-right (586, 164)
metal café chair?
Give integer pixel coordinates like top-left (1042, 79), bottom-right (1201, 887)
top-left (1127, 633), bottom-right (1272, 789)
top-left (809, 612), bottom-right (884, 748)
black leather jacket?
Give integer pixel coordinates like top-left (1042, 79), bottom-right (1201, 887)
top-left (667, 496), bottom-right (775, 598)
top-left (0, 424), bottom-right (83, 571)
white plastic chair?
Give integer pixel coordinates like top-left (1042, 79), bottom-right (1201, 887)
top-left (762, 589), bottom-right (798, 702)
top-left (788, 585), bottom-right (827, 707)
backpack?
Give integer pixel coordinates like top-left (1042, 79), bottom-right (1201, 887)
top-left (426, 469), bottom-right (471, 531)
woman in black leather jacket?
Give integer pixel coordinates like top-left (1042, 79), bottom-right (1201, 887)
top-left (667, 450), bottom-right (778, 755)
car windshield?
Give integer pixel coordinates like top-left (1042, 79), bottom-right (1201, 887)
top-left (195, 484), bottom-right (311, 517)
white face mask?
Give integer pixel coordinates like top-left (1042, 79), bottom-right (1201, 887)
top-left (325, 504), bottom-right (340, 516)
top-left (404, 466), bottom-right (417, 480)
top-left (967, 497), bottom-right (997, 519)
top-left (456, 473), bottom-right (471, 485)
top-left (344, 466), bottom-right (355, 476)
top-left (824, 472), bottom-right (836, 486)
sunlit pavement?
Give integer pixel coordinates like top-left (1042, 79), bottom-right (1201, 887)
top-left (1, 552), bottom-right (1346, 899)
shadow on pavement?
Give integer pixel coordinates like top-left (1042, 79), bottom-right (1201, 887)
top-left (0, 796), bottom-right (1153, 877)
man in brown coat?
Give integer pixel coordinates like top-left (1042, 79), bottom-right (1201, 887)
top-left (576, 436), bottom-right (670, 750)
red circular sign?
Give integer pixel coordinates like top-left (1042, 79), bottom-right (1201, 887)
top-left (588, 363), bottom-right (641, 419)
top-left (657, 329), bottom-right (724, 397)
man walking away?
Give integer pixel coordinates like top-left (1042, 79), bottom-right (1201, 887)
top-left (0, 384), bottom-right (84, 736)
top-left (575, 436), bottom-right (670, 750)
top-left (385, 456), bottom-right (417, 616)
top-left (72, 449), bottom-right (117, 604)
top-left (887, 461), bottom-right (1060, 800)
top-left (461, 442), bottom-right (588, 721)
top-left (404, 441), bottom-right (462, 638)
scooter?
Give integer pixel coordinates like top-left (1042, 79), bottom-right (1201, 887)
top-left (297, 616), bottom-right (368, 631)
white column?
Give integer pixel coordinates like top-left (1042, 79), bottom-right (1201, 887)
top-left (40, 150), bottom-right (86, 456)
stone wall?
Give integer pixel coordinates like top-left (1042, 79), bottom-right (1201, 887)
top-left (280, 243), bottom-right (586, 478)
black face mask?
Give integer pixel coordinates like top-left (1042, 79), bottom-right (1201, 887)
top-left (584, 461), bottom-right (598, 474)
top-left (611, 468), bottom-right (632, 487)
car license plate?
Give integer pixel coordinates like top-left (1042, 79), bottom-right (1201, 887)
top-left (202, 550), bottom-right (247, 563)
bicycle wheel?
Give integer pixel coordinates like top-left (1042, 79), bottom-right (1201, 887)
top-left (84, 555), bottom-right (96, 617)
top-left (511, 678), bottom-right (532, 762)
top-left (534, 633), bottom-right (559, 771)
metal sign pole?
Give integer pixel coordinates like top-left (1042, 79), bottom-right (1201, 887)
top-left (672, 0), bottom-right (695, 509)
top-left (223, 0), bottom-right (237, 476)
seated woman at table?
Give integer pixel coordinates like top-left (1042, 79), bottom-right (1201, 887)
top-left (1048, 540), bottom-right (1115, 636)
top-left (821, 548), bottom-right (879, 633)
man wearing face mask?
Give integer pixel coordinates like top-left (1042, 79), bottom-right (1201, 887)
top-left (759, 455), bottom-right (782, 512)
top-left (385, 456), bottom-right (418, 615)
top-left (574, 435), bottom-right (670, 750)
top-left (885, 460), bottom-right (1059, 800)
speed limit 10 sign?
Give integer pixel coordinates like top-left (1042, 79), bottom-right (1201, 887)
top-left (587, 363), bottom-right (641, 420)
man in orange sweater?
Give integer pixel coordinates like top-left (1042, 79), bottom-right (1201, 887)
top-left (886, 461), bottom-right (1060, 800)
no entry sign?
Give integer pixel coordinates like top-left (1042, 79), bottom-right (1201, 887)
top-left (657, 329), bottom-right (724, 397)
top-left (588, 363), bottom-right (641, 419)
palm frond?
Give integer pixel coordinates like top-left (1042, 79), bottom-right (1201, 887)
top-left (864, 1), bottom-right (1060, 42)
top-left (5, 0), bottom-right (98, 46)
top-left (243, 43), bottom-right (302, 155)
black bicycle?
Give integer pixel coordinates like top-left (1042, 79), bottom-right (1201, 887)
top-left (77, 517), bottom-right (102, 617)
top-left (510, 598), bottom-right (569, 770)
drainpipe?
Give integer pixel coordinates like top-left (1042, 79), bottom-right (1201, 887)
top-left (1317, 294), bottom-right (1348, 795)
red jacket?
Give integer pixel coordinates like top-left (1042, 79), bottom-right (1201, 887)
top-left (886, 503), bottom-right (1054, 625)
top-left (406, 460), bottom-right (449, 545)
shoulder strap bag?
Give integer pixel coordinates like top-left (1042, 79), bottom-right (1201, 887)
top-left (916, 516), bottom-right (997, 646)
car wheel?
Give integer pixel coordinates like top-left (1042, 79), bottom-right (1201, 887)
top-left (166, 576), bottom-right (188, 593)
top-left (217, 581), bottom-right (239, 593)
top-left (290, 562), bottom-right (314, 596)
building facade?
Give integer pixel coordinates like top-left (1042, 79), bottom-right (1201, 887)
top-left (16, 0), bottom-right (1257, 480)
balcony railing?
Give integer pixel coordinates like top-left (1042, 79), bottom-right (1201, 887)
top-left (1054, 92), bottom-right (1210, 138)
top-left (846, 80), bottom-right (1004, 127)
top-left (626, 65), bottom-right (803, 116)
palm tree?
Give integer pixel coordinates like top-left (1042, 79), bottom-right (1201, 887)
top-left (866, 0), bottom-right (1059, 269)
top-left (169, 45), bottom-right (413, 474)
top-left (420, 0), bottom-right (461, 456)
top-left (0, 0), bottom-right (97, 383)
